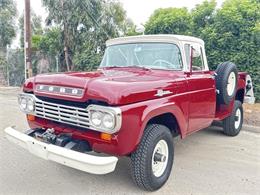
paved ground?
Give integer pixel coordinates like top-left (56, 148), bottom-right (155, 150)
top-left (0, 88), bottom-right (260, 195)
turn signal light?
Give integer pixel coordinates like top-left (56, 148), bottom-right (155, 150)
top-left (100, 133), bottom-right (112, 141)
top-left (27, 114), bottom-right (35, 121)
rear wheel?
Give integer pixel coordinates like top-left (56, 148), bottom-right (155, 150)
top-left (223, 100), bottom-right (243, 136)
top-left (131, 124), bottom-right (174, 191)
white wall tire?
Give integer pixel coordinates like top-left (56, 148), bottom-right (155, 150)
top-left (234, 108), bottom-right (242, 129)
top-left (223, 100), bottom-right (243, 136)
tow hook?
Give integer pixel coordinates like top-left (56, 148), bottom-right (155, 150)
top-left (25, 128), bottom-right (91, 153)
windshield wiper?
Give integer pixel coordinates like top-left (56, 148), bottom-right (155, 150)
top-left (102, 65), bottom-right (151, 71)
top-left (101, 66), bottom-right (124, 68)
top-left (125, 65), bottom-right (151, 71)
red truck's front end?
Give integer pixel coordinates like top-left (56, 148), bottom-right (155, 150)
top-left (20, 69), bottom-right (183, 156)
top-left (5, 65), bottom-right (191, 175)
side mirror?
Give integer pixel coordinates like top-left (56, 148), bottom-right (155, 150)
top-left (185, 44), bottom-right (202, 75)
top-left (192, 45), bottom-right (201, 58)
top-left (190, 45), bottom-right (201, 74)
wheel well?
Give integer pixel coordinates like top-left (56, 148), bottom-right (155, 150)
top-left (236, 88), bottom-right (244, 103)
top-left (147, 113), bottom-right (180, 137)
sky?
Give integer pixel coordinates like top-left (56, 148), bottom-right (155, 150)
top-left (13, 0), bottom-right (225, 47)
top-left (120, 0), bottom-right (224, 25)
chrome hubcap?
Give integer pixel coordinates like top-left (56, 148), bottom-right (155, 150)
top-left (235, 108), bottom-right (241, 129)
top-left (227, 72), bottom-right (236, 96)
top-left (152, 140), bottom-right (168, 177)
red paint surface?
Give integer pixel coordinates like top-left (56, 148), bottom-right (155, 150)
top-left (24, 68), bottom-right (247, 156)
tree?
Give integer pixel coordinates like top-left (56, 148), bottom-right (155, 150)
top-left (38, 27), bottom-right (65, 72)
top-left (191, 0), bottom-right (216, 35)
top-left (145, 7), bottom-right (192, 35)
top-left (0, 0), bottom-right (16, 54)
top-left (18, 12), bottom-right (43, 49)
top-left (0, 0), bottom-right (17, 86)
top-left (5, 49), bottom-right (24, 86)
top-left (39, 27), bottom-right (62, 55)
top-left (41, 0), bottom-right (133, 71)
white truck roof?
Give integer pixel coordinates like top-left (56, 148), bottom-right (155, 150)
top-left (106, 34), bottom-right (205, 46)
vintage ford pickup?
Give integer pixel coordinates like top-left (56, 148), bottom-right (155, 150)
top-left (4, 35), bottom-right (255, 191)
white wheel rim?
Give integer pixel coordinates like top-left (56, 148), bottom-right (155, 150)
top-left (227, 72), bottom-right (236, 96)
top-left (235, 108), bottom-right (241, 129)
top-left (152, 140), bottom-right (169, 177)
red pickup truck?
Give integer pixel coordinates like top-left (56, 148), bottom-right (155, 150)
top-left (5, 35), bottom-right (255, 191)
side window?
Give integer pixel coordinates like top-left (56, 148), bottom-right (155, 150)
top-left (191, 46), bottom-right (205, 71)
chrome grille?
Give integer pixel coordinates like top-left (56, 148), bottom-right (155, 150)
top-left (35, 98), bottom-right (90, 129)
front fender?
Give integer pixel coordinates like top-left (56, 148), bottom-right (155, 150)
top-left (113, 94), bottom-right (189, 155)
top-left (140, 102), bottom-right (188, 140)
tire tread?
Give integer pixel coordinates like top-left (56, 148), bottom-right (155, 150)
top-left (131, 124), bottom-right (173, 191)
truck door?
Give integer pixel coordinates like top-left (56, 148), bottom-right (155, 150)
top-left (185, 43), bottom-right (216, 133)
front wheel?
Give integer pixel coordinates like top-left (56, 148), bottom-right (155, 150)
top-left (131, 124), bottom-right (174, 191)
top-left (223, 100), bottom-right (243, 136)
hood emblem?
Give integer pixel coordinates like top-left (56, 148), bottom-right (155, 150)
top-left (36, 84), bottom-right (84, 97)
top-left (155, 89), bottom-right (173, 97)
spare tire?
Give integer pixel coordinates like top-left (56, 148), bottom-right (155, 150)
top-left (215, 62), bottom-right (238, 105)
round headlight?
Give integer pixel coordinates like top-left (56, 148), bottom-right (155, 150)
top-left (103, 113), bottom-right (115, 129)
top-left (91, 111), bottom-right (103, 126)
top-left (27, 99), bottom-right (35, 112)
top-left (20, 98), bottom-right (27, 110)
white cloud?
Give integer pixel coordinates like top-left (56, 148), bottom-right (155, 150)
top-left (16, 0), bottom-right (47, 19)
top-left (120, 0), bottom-right (224, 25)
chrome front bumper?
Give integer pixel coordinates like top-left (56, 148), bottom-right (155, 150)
top-left (4, 127), bottom-right (118, 174)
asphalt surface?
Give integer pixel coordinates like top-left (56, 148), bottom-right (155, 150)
top-left (0, 88), bottom-right (260, 195)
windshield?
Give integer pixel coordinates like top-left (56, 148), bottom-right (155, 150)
top-left (100, 43), bottom-right (183, 70)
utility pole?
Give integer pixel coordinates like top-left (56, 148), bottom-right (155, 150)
top-left (24, 0), bottom-right (32, 79)
top-left (56, 55), bottom-right (59, 72)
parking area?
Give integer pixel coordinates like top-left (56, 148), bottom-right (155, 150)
top-left (0, 88), bottom-right (259, 195)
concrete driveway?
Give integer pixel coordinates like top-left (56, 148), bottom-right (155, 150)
top-left (0, 88), bottom-right (259, 195)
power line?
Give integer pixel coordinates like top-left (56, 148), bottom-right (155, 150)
top-left (79, 1), bottom-right (110, 38)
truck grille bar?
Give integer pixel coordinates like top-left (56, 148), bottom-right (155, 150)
top-left (35, 98), bottom-right (90, 129)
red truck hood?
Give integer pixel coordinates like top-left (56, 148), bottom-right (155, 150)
top-left (31, 67), bottom-right (186, 105)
